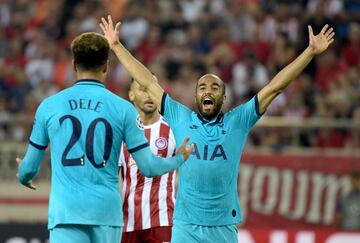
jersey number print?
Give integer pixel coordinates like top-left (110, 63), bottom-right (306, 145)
top-left (59, 115), bottom-right (113, 168)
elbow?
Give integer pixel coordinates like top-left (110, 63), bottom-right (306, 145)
top-left (268, 83), bottom-right (285, 94)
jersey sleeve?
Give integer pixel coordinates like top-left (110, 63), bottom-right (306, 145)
top-left (123, 103), bottom-right (149, 152)
top-left (29, 101), bottom-right (49, 149)
top-left (160, 93), bottom-right (192, 127)
top-left (230, 95), bottom-right (262, 130)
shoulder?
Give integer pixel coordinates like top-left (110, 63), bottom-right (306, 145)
top-left (104, 91), bottom-right (136, 112)
top-left (36, 91), bottom-right (63, 112)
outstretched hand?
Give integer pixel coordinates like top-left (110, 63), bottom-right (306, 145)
top-left (16, 158), bottom-right (36, 190)
top-left (99, 15), bottom-right (121, 49)
top-left (308, 24), bottom-right (335, 55)
top-left (176, 136), bottom-right (194, 162)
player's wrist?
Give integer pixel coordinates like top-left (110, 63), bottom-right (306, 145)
top-left (110, 40), bottom-right (121, 50)
top-left (305, 46), bottom-right (316, 56)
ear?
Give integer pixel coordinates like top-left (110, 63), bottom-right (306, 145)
top-left (72, 59), bottom-right (77, 72)
top-left (128, 90), bottom-right (135, 102)
top-left (102, 61), bottom-right (108, 73)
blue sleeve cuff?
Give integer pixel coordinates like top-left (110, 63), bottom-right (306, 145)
top-left (254, 95), bottom-right (264, 116)
top-left (29, 140), bottom-right (48, 150)
top-left (160, 93), bottom-right (167, 115)
top-left (128, 142), bottom-right (149, 153)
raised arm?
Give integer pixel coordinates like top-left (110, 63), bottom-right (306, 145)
top-left (257, 25), bottom-right (335, 114)
top-left (99, 15), bottom-right (164, 109)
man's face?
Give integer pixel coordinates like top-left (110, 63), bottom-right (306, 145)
top-left (195, 75), bottom-right (226, 120)
top-left (129, 82), bottom-right (157, 114)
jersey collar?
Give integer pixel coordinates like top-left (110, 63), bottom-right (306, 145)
top-left (196, 112), bottom-right (224, 125)
top-left (74, 79), bottom-right (105, 88)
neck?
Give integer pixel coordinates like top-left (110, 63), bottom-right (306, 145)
top-left (76, 71), bottom-right (105, 82)
top-left (140, 111), bottom-right (160, 126)
top-left (199, 111), bottom-right (222, 122)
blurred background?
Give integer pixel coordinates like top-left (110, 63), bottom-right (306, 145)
top-left (0, 0), bottom-right (359, 242)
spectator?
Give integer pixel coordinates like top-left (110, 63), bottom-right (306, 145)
top-left (335, 171), bottom-right (360, 230)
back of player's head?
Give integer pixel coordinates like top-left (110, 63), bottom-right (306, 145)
top-left (71, 32), bottom-right (109, 72)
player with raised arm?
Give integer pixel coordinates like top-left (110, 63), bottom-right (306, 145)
top-left (100, 15), bottom-right (335, 243)
top-left (15, 32), bottom-right (193, 243)
top-left (119, 79), bottom-right (177, 243)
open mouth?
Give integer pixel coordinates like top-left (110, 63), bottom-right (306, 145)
top-left (202, 97), bottom-right (214, 109)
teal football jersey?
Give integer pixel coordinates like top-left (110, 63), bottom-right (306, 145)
top-left (30, 79), bottom-right (148, 229)
top-left (160, 94), bottom-right (261, 226)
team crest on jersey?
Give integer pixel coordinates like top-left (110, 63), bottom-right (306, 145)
top-left (136, 115), bottom-right (144, 130)
top-left (155, 137), bottom-right (168, 150)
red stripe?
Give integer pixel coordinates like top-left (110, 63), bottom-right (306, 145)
top-left (150, 123), bottom-right (170, 227)
top-left (133, 129), bottom-right (151, 230)
top-left (122, 146), bottom-right (132, 232)
top-left (0, 198), bottom-right (48, 205)
top-left (167, 171), bottom-right (175, 225)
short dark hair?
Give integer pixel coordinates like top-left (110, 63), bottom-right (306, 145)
top-left (71, 32), bottom-right (109, 72)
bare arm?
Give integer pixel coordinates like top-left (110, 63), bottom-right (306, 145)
top-left (100, 16), bottom-right (164, 109)
top-left (257, 25), bottom-right (335, 114)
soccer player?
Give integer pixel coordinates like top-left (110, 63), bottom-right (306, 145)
top-left (119, 80), bottom-right (176, 242)
top-left (15, 32), bottom-right (193, 243)
top-left (100, 16), bottom-right (335, 242)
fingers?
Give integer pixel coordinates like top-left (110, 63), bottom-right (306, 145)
top-left (180, 136), bottom-right (190, 148)
top-left (320, 24), bottom-right (329, 35)
top-left (325, 27), bottom-right (333, 37)
top-left (308, 25), bottom-right (314, 37)
top-left (101, 17), bottom-right (108, 29)
top-left (99, 23), bottom-right (106, 33)
top-left (28, 183), bottom-right (37, 190)
top-left (100, 16), bottom-right (121, 33)
top-left (108, 15), bottom-right (113, 28)
top-left (16, 157), bottom-right (21, 166)
top-left (187, 143), bottom-right (194, 153)
top-left (328, 38), bottom-right (334, 45)
top-left (327, 32), bottom-right (335, 42)
top-left (115, 22), bottom-right (121, 33)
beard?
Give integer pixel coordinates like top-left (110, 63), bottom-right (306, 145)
top-left (196, 97), bottom-right (223, 120)
top-left (135, 100), bottom-right (157, 114)
top-left (141, 104), bottom-right (157, 114)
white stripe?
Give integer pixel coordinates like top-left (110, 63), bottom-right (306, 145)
top-left (172, 171), bottom-right (176, 202)
top-left (121, 162), bottom-right (126, 199)
top-left (126, 165), bottom-right (138, 231)
top-left (141, 177), bottom-right (152, 229)
top-left (159, 173), bottom-right (169, 226)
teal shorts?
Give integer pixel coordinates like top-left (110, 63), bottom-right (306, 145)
top-left (171, 219), bottom-right (238, 243)
top-left (49, 224), bottom-right (122, 243)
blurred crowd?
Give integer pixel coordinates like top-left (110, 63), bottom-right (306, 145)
top-left (0, 0), bottom-right (359, 150)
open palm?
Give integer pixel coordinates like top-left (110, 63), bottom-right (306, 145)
top-left (99, 15), bottom-right (121, 49)
top-left (308, 24), bottom-right (335, 55)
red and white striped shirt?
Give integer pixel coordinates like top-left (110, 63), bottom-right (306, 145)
top-left (119, 116), bottom-right (176, 232)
